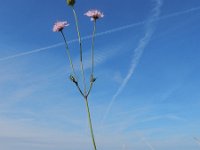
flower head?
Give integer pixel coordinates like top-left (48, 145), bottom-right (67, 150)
top-left (66, 0), bottom-right (75, 6)
top-left (84, 10), bottom-right (104, 21)
top-left (53, 21), bottom-right (69, 32)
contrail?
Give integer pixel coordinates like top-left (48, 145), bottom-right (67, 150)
top-left (0, 23), bottom-right (145, 62)
top-left (0, 43), bottom-right (64, 61)
top-left (0, 5), bottom-right (200, 61)
top-left (102, 0), bottom-right (163, 123)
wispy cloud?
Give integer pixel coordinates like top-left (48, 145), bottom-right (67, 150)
top-left (102, 0), bottom-right (163, 123)
top-left (138, 133), bottom-right (156, 150)
top-left (194, 137), bottom-right (200, 146)
top-left (0, 118), bottom-right (89, 150)
top-left (73, 43), bottom-right (125, 72)
top-left (0, 5), bottom-right (200, 62)
top-left (137, 114), bottom-right (186, 124)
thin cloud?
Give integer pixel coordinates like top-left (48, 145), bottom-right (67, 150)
top-left (0, 118), bottom-right (88, 150)
top-left (75, 44), bottom-right (124, 70)
top-left (102, 0), bottom-right (163, 123)
top-left (137, 132), bottom-right (155, 150)
top-left (0, 5), bottom-right (200, 61)
top-left (137, 114), bottom-right (186, 124)
top-left (194, 137), bottom-right (200, 146)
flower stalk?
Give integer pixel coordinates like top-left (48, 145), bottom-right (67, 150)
top-left (85, 96), bottom-right (97, 150)
top-left (53, 3), bottom-right (104, 150)
top-left (60, 30), bottom-right (85, 97)
top-left (71, 7), bottom-right (87, 95)
top-left (60, 30), bottom-right (77, 78)
top-left (71, 7), bottom-right (98, 150)
top-left (91, 20), bottom-right (96, 80)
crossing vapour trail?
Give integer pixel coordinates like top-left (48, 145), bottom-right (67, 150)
top-left (101, 0), bottom-right (163, 123)
top-left (0, 5), bottom-right (200, 61)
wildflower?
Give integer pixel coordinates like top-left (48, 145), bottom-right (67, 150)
top-left (53, 21), bottom-right (69, 32)
top-left (66, 0), bottom-right (75, 6)
top-left (84, 10), bottom-right (104, 21)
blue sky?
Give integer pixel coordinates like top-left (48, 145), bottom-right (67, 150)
top-left (0, 0), bottom-right (200, 149)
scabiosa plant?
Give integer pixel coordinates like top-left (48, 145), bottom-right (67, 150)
top-left (85, 9), bottom-right (104, 88)
top-left (53, 2), bottom-right (104, 150)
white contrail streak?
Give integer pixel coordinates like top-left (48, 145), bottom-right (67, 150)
top-left (0, 5), bottom-right (200, 61)
top-left (102, 0), bottom-right (163, 123)
top-left (0, 43), bottom-right (63, 61)
top-left (0, 23), bottom-right (145, 62)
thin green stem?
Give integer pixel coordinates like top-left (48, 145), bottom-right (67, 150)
top-left (75, 83), bottom-right (85, 97)
top-left (60, 30), bottom-right (77, 78)
top-left (87, 82), bottom-right (93, 97)
top-left (84, 97), bottom-right (97, 150)
top-left (91, 20), bottom-right (96, 77)
top-left (87, 20), bottom-right (96, 97)
top-left (72, 7), bottom-right (87, 95)
top-left (61, 31), bottom-right (85, 97)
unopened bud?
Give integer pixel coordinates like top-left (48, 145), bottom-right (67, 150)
top-left (66, 0), bottom-right (76, 6)
top-left (90, 75), bottom-right (96, 83)
top-left (69, 75), bottom-right (77, 84)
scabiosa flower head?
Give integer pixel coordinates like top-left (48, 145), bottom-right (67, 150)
top-left (66, 0), bottom-right (75, 6)
top-left (53, 21), bottom-right (69, 32)
top-left (84, 9), bottom-right (104, 21)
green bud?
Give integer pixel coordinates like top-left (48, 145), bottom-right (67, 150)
top-left (90, 75), bottom-right (96, 83)
top-left (69, 75), bottom-right (77, 84)
top-left (66, 0), bottom-right (76, 6)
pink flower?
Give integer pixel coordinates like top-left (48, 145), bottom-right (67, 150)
top-left (53, 21), bottom-right (69, 32)
top-left (84, 10), bottom-right (104, 21)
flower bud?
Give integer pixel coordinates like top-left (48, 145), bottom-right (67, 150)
top-left (90, 75), bottom-right (96, 83)
top-left (69, 75), bottom-right (77, 84)
top-left (67, 0), bottom-right (75, 6)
